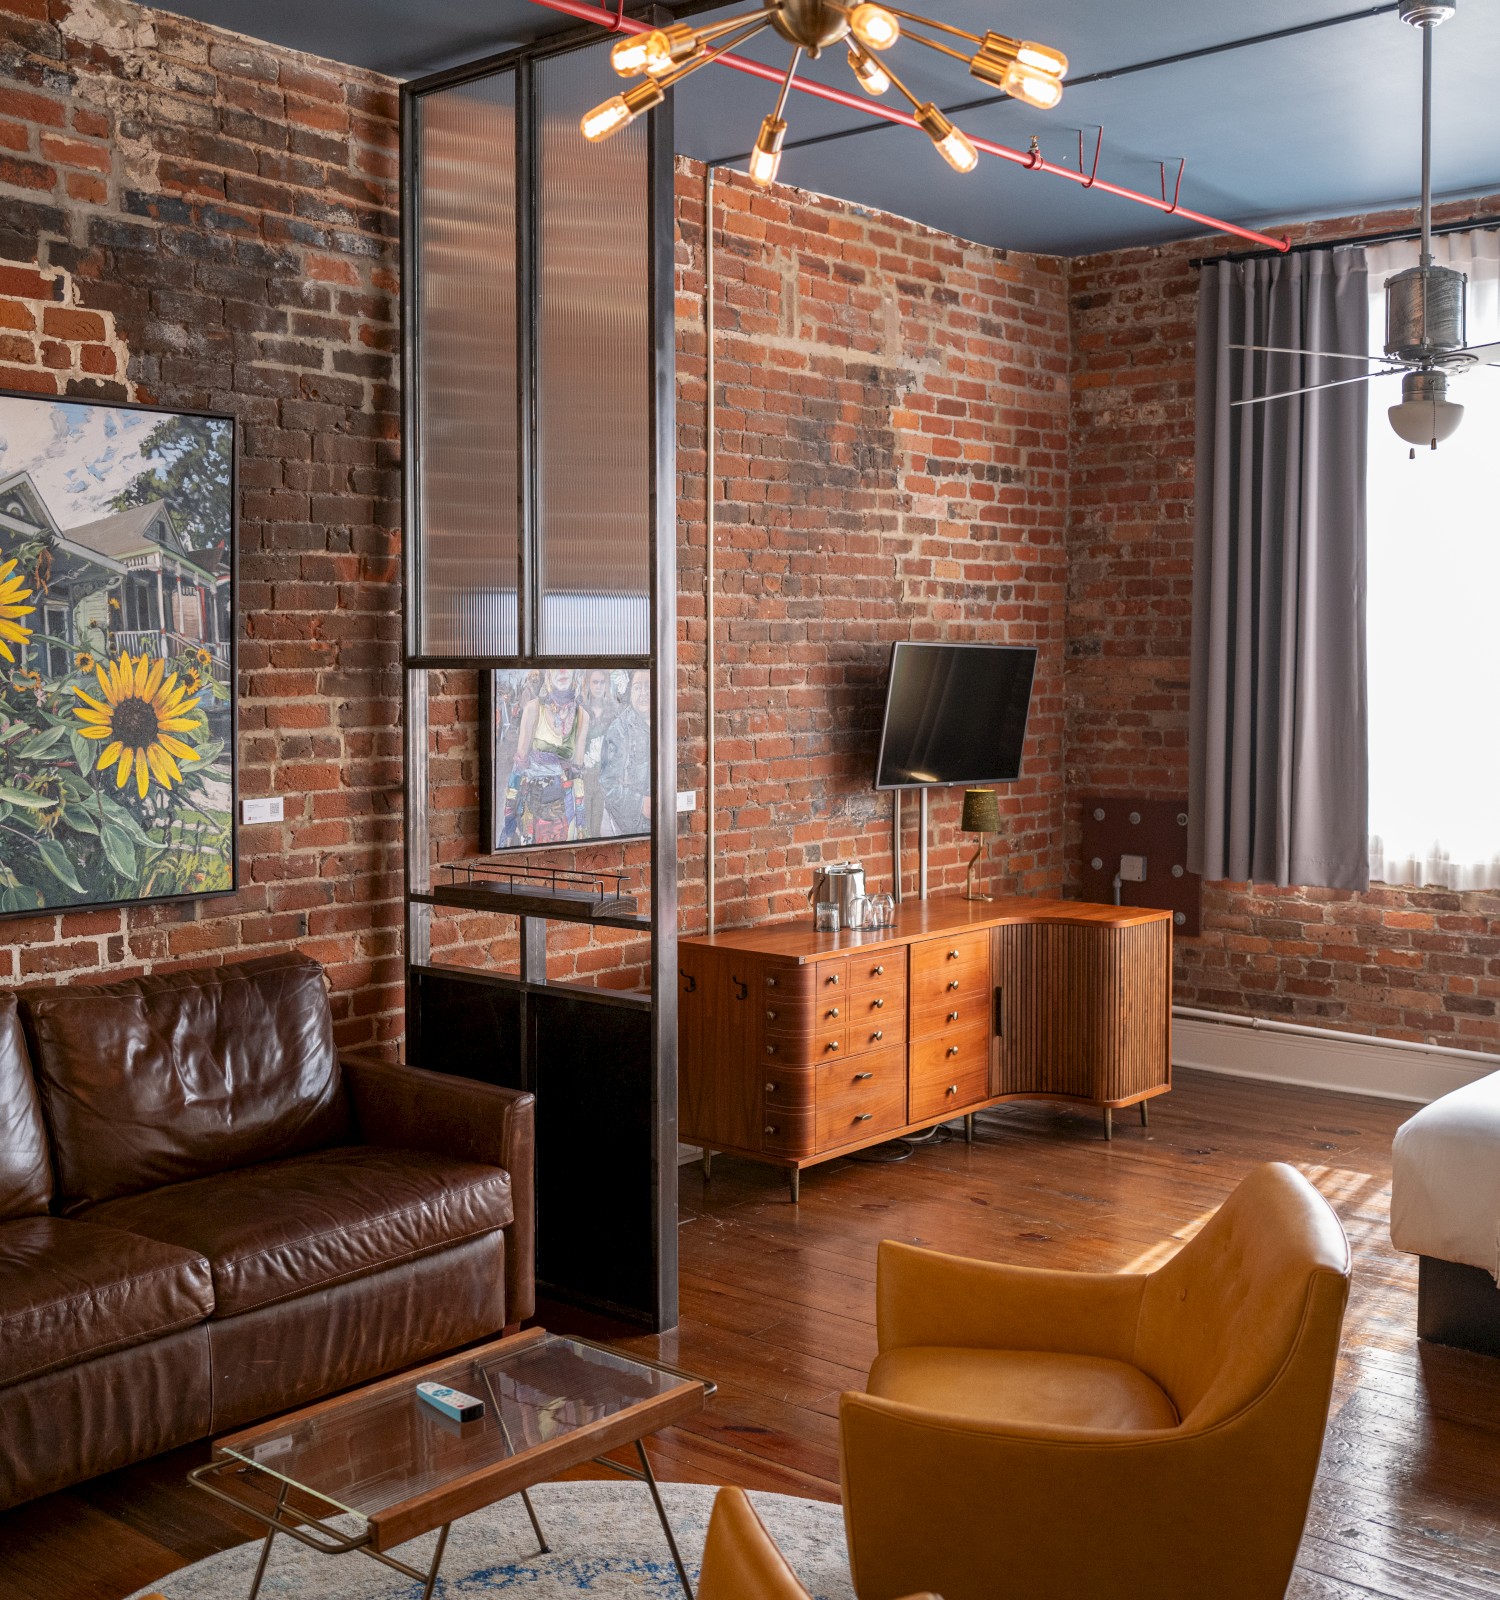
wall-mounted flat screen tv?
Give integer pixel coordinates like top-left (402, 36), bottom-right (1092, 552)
top-left (874, 641), bottom-right (1037, 790)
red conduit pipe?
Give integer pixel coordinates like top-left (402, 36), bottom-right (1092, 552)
top-left (527, 0), bottom-right (1291, 253)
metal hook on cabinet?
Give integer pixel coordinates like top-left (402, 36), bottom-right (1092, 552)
top-left (731, 975), bottom-right (748, 1000)
top-left (680, 969), bottom-right (697, 993)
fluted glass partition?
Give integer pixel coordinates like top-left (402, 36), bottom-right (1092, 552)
top-left (534, 44), bottom-right (652, 658)
top-left (414, 72), bottom-right (520, 658)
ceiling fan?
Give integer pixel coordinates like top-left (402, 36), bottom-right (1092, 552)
top-left (1231, 0), bottom-right (1500, 455)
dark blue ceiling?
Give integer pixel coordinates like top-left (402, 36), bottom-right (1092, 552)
top-left (155, 0), bottom-right (1500, 255)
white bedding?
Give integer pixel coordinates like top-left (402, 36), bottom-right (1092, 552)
top-left (1391, 1068), bottom-right (1500, 1280)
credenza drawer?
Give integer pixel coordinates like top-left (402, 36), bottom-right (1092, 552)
top-left (910, 932), bottom-right (990, 1017)
top-left (909, 1024), bottom-right (991, 1122)
top-left (851, 952), bottom-right (907, 996)
top-left (816, 1045), bottom-right (907, 1149)
top-left (762, 1024), bottom-right (845, 1066)
top-left (910, 990), bottom-right (988, 1042)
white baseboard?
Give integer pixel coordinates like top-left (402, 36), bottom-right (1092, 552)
top-left (677, 1141), bottom-right (701, 1166)
top-left (1173, 1015), bottom-right (1496, 1105)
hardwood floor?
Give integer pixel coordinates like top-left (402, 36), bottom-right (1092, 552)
top-left (5, 1066), bottom-right (1500, 1598)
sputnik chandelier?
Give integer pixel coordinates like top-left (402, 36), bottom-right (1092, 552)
top-left (580, 0), bottom-right (1068, 184)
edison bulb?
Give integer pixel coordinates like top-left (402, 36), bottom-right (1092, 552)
top-left (1015, 39), bottom-right (1068, 78)
top-left (611, 31), bottom-right (670, 76)
top-left (849, 3), bottom-right (899, 50)
top-left (915, 103), bottom-right (978, 173)
top-left (1003, 63), bottom-right (1065, 109)
top-left (848, 43), bottom-right (890, 94)
top-left (580, 79), bottom-right (664, 142)
top-left (748, 115), bottom-right (786, 187)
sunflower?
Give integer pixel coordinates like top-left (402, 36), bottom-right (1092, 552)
top-left (194, 646), bottom-right (212, 668)
top-left (185, 667), bottom-right (202, 691)
top-left (74, 649), bottom-right (96, 673)
top-left (71, 652), bottom-right (204, 798)
top-left (0, 558), bottom-right (36, 664)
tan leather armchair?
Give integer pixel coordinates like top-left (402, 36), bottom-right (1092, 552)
top-left (699, 1487), bottom-right (936, 1600)
top-left (840, 1162), bottom-right (1351, 1600)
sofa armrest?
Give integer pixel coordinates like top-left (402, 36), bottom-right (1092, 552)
top-left (341, 1053), bottom-right (535, 1324)
top-left (877, 1240), bottom-right (1145, 1362)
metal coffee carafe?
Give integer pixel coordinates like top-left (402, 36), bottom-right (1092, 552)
top-left (808, 861), bottom-right (867, 925)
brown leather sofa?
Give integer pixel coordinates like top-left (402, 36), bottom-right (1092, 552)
top-left (0, 951), bottom-right (534, 1511)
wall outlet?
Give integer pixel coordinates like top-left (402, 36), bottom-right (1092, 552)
top-left (1119, 853), bottom-right (1147, 883)
top-left (676, 790), bottom-right (697, 813)
top-left (241, 796), bottom-right (284, 825)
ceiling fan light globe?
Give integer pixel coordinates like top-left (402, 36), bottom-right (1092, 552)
top-left (1388, 398), bottom-right (1464, 447)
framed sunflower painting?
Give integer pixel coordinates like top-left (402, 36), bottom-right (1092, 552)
top-left (0, 391), bottom-right (235, 917)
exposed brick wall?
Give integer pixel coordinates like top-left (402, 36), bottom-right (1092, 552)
top-left (675, 159), bottom-right (1072, 934)
top-left (1066, 192), bottom-right (1500, 1054)
top-left (0, 0), bottom-right (403, 1049)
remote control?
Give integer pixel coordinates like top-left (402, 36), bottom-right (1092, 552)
top-left (416, 1381), bottom-right (485, 1424)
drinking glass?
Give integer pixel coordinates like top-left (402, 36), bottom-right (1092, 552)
top-left (814, 902), bottom-right (840, 933)
top-left (869, 893), bottom-right (895, 928)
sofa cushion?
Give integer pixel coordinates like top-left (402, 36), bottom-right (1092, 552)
top-left (0, 994), bottom-right (50, 1220)
top-left (0, 1216), bottom-right (213, 1388)
top-left (21, 952), bottom-right (349, 1210)
top-left (867, 1346), bottom-right (1180, 1434)
top-left (82, 1145), bottom-right (514, 1318)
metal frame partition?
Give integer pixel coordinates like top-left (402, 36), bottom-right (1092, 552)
top-left (401, 18), bottom-right (678, 1330)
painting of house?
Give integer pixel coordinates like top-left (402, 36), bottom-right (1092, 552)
top-left (0, 394), bottom-right (235, 915)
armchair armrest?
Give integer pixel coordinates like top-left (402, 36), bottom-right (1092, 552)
top-left (341, 1053), bottom-right (535, 1324)
top-left (877, 1240), bottom-right (1145, 1362)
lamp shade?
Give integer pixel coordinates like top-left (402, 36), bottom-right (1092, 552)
top-left (960, 787), bottom-right (1001, 834)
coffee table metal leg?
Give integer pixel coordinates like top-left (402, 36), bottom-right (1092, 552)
top-left (634, 1439), bottom-right (695, 1600)
top-left (518, 1487), bottom-right (551, 1554)
top-left (246, 1481), bottom-right (289, 1600)
top-left (420, 1522), bottom-right (451, 1600)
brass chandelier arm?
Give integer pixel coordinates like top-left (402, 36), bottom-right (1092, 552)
top-left (771, 46), bottom-right (804, 120)
top-left (658, 16), bottom-right (779, 90)
top-left (899, 28), bottom-right (974, 66)
top-left (879, 5), bottom-right (981, 45)
top-left (692, 5), bottom-right (786, 45)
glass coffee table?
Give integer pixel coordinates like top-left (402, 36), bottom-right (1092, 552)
top-left (188, 1328), bottom-right (715, 1600)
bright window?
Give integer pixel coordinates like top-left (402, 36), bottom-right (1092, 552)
top-left (1365, 230), bottom-right (1500, 889)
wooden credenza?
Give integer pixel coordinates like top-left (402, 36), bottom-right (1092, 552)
top-left (678, 896), bottom-right (1172, 1200)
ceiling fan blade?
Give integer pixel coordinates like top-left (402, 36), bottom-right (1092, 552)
top-left (1230, 368), bottom-right (1404, 407)
top-left (1230, 342), bottom-right (1387, 364)
top-left (1458, 339), bottom-right (1500, 362)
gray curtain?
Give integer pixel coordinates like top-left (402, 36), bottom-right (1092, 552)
top-left (1188, 249), bottom-right (1370, 890)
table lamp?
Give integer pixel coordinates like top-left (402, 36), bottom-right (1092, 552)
top-left (960, 787), bottom-right (1001, 902)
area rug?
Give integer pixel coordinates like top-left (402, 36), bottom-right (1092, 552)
top-left (126, 1480), bottom-right (853, 1599)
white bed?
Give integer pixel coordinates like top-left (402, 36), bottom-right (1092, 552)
top-left (1391, 1070), bottom-right (1500, 1278)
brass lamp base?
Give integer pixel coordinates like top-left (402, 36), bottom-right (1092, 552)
top-left (964, 839), bottom-right (993, 902)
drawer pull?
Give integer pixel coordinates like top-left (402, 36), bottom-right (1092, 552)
top-left (947, 1010), bottom-right (959, 1022)
top-left (947, 979), bottom-right (960, 991)
top-left (854, 1071), bottom-right (874, 1081)
top-left (766, 1009), bottom-right (778, 1020)
top-left (766, 1081), bottom-right (778, 1093)
top-left (872, 1029), bottom-right (884, 1041)
top-left (855, 1113), bottom-right (873, 1123)
top-left (826, 973), bottom-right (840, 986)
top-left (766, 1044), bottom-right (777, 1056)
top-left (872, 998), bottom-right (885, 1009)
top-left (827, 1007), bottom-right (840, 1019)
top-left (873, 964), bottom-right (884, 975)
top-left (947, 1045), bottom-right (960, 1057)
top-left (948, 948), bottom-right (960, 959)
top-left (826, 1041), bottom-right (840, 1052)
top-left (765, 1124), bottom-right (779, 1135)
top-left (767, 977), bottom-right (778, 988)
top-left (946, 1084), bottom-right (958, 1096)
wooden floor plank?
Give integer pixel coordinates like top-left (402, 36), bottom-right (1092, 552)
top-left (5, 1067), bottom-right (1500, 1597)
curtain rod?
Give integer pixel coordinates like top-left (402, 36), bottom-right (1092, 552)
top-left (1191, 212), bottom-right (1500, 269)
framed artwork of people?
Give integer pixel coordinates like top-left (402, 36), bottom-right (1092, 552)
top-left (480, 666), bottom-right (651, 852)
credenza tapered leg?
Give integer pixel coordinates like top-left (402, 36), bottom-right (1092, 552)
top-left (702, 1149), bottom-right (713, 1181)
top-left (964, 1113), bottom-right (974, 1144)
top-left (1103, 1107), bottom-right (1113, 1142)
top-left (788, 1167), bottom-right (800, 1204)
top-left (1140, 1101), bottom-right (1149, 1128)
